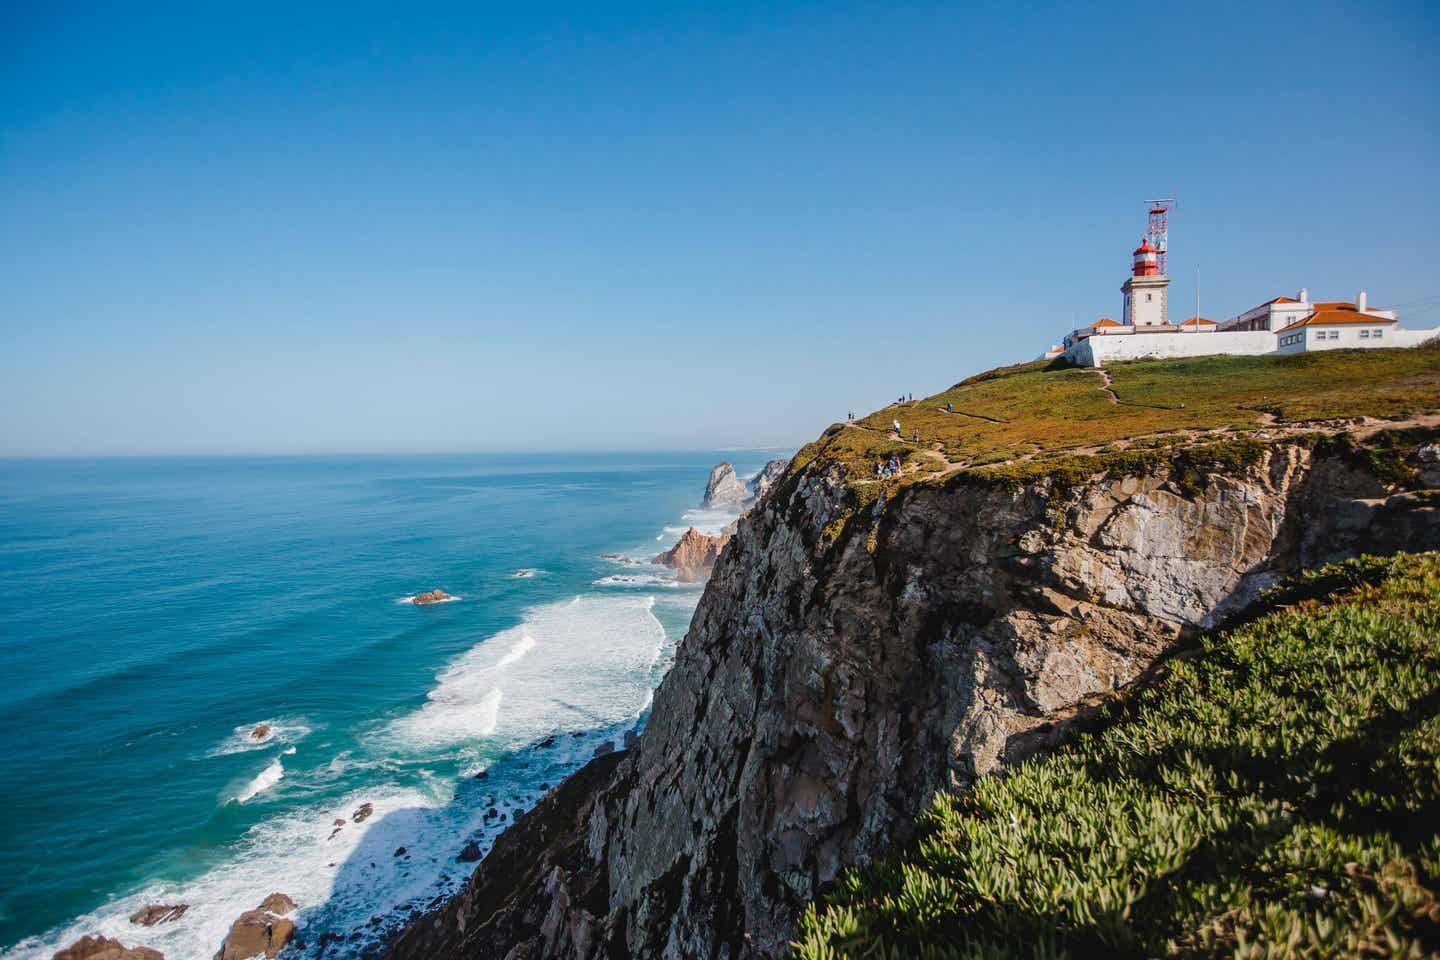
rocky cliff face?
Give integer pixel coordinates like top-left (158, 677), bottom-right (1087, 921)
top-left (384, 434), bottom-right (1440, 960)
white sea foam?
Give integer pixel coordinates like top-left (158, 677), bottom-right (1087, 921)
top-left (386, 595), bottom-right (665, 753)
top-left (509, 568), bottom-right (544, 579)
top-left (6, 784), bottom-right (453, 960)
top-left (208, 717), bottom-right (311, 756)
top-left (235, 758), bottom-right (285, 803)
top-left (666, 505), bottom-right (741, 538)
top-left (593, 573), bottom-right (686, 589)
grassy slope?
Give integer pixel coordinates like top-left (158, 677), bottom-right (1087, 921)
top-left (792, 553), bottom-right (1440, 959)
top-left (789, 347), bottom-right (1440, 486)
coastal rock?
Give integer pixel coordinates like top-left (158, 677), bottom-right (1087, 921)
top-left (53, 935), bottom-right (164, 960)
top-left (383, 433), bottom-right (1440, 960)
top-left (351, 802), bottom-right (373, 824)
top-left (411, 589), bottom-right (453, 605)
top-left (128, 904), bottom-right (188, 926)
top-left (249, 724), bottom-right (271, 741)
top-left (652, 527), bottom-right (731, 583)
top-left (701, 463), bottom-right (747, 508)
top-left (214, 893), bottom-right (296, 960)
top-left (457, 841), bottom-right (483, 862)
top-left (746, 458), bottom-right (790, 506)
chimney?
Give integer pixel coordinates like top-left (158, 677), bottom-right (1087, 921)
top-left (1298, 287), bottom-right (1308, 303)
top-left (1357, 290), bottom-right (1368, 313)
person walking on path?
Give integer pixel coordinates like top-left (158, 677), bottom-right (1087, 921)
top-left (892, 418), bottom-right (902, 437)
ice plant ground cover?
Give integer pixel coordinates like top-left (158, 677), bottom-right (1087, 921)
top-left (793, 552), bottom-right (1440, 959)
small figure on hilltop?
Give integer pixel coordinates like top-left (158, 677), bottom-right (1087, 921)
top-left (945, 401), bottom-right (953, 413)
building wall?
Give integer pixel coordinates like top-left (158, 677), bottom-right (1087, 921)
top-left (1063, 330), bottom-right (1278, 367)
top-left (1123, 277), bottom-right (1169, 328)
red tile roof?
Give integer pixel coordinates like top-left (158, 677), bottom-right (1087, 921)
top-left (1092, 317), bottom-right (1124, 328)
top-left (1276, 304), bottom-right (1397, 334)
top-left (1179, 316), bottom-right (1217, 326)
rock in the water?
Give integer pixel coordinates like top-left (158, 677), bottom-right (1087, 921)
top-left (701, 463), bottom-right (747, 508)
top-left (214, 894), bottom-right (295, 960)
top-left (52, 935), bottom-right (164, 960)
top-left (652, 527), bottom-right (731, 583)
top-left (746, 458), bottom-right (789, 505)
top-left (249, 724), bottom-right (272, 741)
top-left (457, 841), bottom-right (483, 862)
top-left (351, 802), bottom-right (373, 824)
top-left (411, 589), bottom-right (454, 605)
top-left (394, 846), bottom-right (408, 857)
top-left (128, 904), bottom-right (188, 926)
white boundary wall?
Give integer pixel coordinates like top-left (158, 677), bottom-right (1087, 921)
top-left (1063, 331), bottom-right (1278, 367)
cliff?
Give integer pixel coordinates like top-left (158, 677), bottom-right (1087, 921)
top-left (385, 350), bottom-right (1440, 960)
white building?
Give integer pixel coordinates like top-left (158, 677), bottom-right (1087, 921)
top-left (1051, 229), bottom-right (1437, 367)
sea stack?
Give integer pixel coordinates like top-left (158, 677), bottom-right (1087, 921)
top-left (701, 463), bottom-right (747, 508)
top-left (652, 527), bottom-right (731, 583)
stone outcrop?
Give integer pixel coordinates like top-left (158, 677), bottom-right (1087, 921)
top-left (746, 459), bottom-right (789, 506)
top-left (128, 904), bottom-right (188, 926)
top-left (249, 724), bottom-right (271, 741)
top-left (384, 433), bottom-right (1440, 960)
top-left (214, 893), bottom-right (296, 960)
top-left (412, 589), bottom-right (454, 605)
top-left (652, 527), bottom-right (732, 583)
top-left (702, 463), bottom-right (748, 508)
top-left (52, 936), bottom-right (163, 960)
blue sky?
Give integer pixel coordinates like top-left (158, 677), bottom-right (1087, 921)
top-left (2, 0), bottom-right (1437, 455)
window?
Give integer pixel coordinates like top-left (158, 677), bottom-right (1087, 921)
top-left (1327, 330), bottom-right (1339, 340)
top-left (1146, 293), bottom-right (1153, 302)
top-left (1373, 329), bottom-right (1383, 339)
top-left (1361, 330), bottom-right (1370, 339)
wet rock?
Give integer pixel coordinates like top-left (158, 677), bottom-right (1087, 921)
top-left (352, 802), bottom-right (374, 823)
top-left (411, 589), bottom-right (453, 605)
top-left (249, 724), bottom-right (272, 741)
top-left (538, 736), bottom-right (555, 748)
top-left (52, 935), bottom-right (163, 960)
top-left (593, 740), bottom-right (615, 757)
top-left (394, 846), bottom-right (407, 857)
top-left (214, 893), bottom-right (296, 960)
top-left (128, 903), bottom-right (188, 926)
top-left (457, 842), bottom-right (483, 862)
top-left (473, 770), bottom-right (488, 781)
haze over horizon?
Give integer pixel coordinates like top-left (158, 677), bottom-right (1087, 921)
top-left (3, 0), bottom-right (1437, 456)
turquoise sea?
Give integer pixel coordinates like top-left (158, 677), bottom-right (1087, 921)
top-left (0, 452), bottom-right (770, 959)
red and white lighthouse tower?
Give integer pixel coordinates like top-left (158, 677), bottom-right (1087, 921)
top-left (1132, 237), bottom-right (1160, 277)
top-left (1121, 202), bottom-right (1171, 327)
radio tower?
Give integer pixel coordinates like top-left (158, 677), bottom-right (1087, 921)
top-left (1145, 199), bottom-right (1174, 276)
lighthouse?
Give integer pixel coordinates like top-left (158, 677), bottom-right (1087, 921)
top-left (1121, 235), bottom-right (1170, 328)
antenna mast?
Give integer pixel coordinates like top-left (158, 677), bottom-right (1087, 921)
top-left (1145, 198), bottom-right (1175, 276)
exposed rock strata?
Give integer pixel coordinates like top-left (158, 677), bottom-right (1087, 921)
top-left (746, 459), bottom-right (790, 506)
top-left (653, 527), bottom-right (732, 582)
top-left (702, 463), bottom-right (748, 508)
top-left (385, 436), bottom-right (1440, 960)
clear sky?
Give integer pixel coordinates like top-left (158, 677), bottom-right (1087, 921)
top-left (3, 1), bottom-right (1437, 456)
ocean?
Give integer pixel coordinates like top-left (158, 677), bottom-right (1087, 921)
top-left (0, 452), bottom-right (770, 959)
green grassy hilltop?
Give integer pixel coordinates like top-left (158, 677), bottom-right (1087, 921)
top-left (789, 346), bottom-right (1440, 489)
top-left (792, 553), bottom-right (1440, 959)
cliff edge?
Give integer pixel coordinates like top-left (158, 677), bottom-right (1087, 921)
top-left (385, 349), bottom-right (1440, 959)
